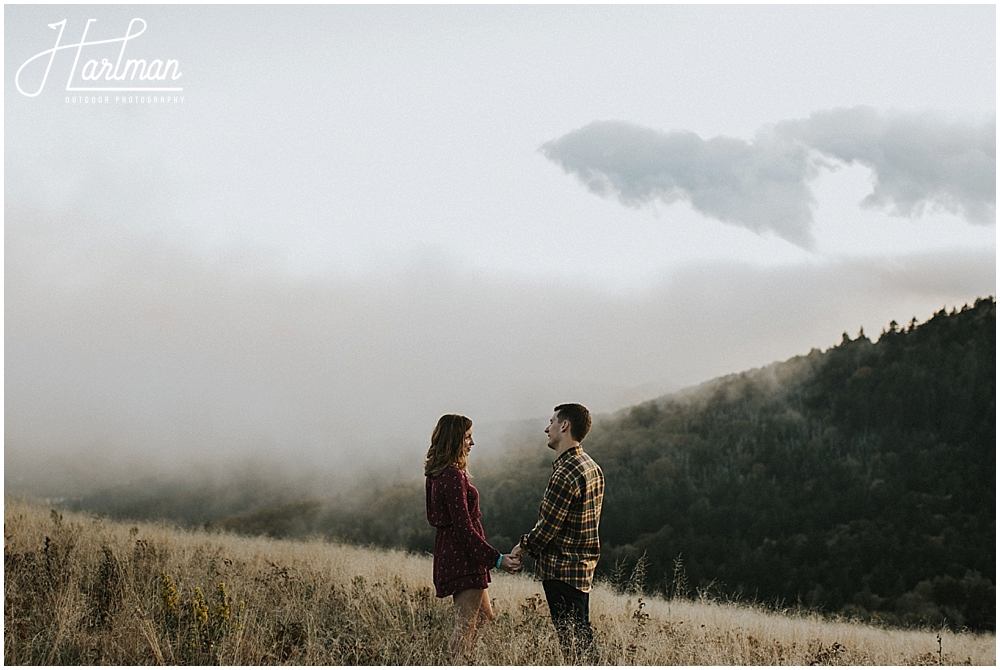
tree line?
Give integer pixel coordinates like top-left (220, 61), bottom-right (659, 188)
top-left (479, 297), bottom-right (994, 631)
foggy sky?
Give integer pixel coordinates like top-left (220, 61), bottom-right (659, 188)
top-left (4, 5), bottom-right (996, 495)
top-left (7, 198), bottom-right (993, 490)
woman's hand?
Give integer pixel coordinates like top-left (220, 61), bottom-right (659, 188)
top-left (499, 554), bottom-right (522, 574)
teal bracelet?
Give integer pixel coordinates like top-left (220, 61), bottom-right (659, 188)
top-left (495, 554), bottom-right (503, 569)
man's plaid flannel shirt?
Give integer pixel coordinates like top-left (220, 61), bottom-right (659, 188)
top-left (520, 445), bottom-right (605, 593)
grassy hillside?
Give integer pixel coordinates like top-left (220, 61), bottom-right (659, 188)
top-left (37, 297), bottom-right (996, 633)
top-left (4, 498), bottom-right (995, 665)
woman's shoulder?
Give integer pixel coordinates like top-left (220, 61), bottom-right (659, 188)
top-left (431, 465), bottom-right (465, 484)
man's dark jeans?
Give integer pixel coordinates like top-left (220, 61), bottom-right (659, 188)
top-left (542, 579), bottom-right (594, 662)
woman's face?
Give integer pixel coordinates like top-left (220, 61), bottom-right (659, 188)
top-left (462, 428), bottom-right (474, 456)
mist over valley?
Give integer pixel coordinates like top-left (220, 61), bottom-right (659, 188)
top-left (5, 4), bottom-right (994, 645)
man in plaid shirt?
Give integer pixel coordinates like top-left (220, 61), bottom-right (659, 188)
top-left (512, 403), bottom-right (605, 661)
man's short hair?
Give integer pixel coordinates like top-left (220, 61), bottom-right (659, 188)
top-left (554, 403), bottom-right (592, 443)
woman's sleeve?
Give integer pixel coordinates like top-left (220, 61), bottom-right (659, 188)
top-left (425, 478), bottom-right (435, 525)
top-left (439, 470), bottom-right (502, 568)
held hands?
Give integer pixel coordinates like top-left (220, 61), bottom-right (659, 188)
top-left (499, 544), bottom-right (523, 574)
top-left (499, 554), bottom-right (522, 573)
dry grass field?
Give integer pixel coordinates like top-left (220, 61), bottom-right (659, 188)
top-left (4, 496), bottom-right (994, 665)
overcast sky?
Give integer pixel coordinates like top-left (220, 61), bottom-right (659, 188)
top-left (5, 5), bottom-right (996, 491)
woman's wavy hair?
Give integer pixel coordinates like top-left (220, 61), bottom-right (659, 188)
top-left (424, 414), bottom-right (473, 478)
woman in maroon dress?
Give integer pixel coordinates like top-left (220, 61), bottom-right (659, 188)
top-left (425, 414), bottom-right (520, 660)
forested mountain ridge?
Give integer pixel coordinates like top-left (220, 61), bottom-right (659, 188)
top-left (65, 298), bottom-right (996, 631)
top-left (479, 297), bottom-right (995, 630)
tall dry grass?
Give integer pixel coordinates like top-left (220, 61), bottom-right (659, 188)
top-left (4, 497), bottom-right (994, 665)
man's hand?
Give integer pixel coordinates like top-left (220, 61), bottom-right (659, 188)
top-left (498, 544), bottom-right (524, 573)
top-left (499, 553), bottom-right (522, 573)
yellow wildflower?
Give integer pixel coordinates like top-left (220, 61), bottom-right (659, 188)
top-left (215, 582), bottom-right (231, 622)
top-left (193, 587), bottom-right (209, 628)
top-left (160, 572), bottom-right (179, 614)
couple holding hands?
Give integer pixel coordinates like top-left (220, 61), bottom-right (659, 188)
top-left (424, 404), bottom-right (605, 662)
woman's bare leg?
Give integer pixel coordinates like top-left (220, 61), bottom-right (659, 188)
top-left (470, 589), bottom-right (494, 650)
top-left (449, 588), bottom-right (493, 661)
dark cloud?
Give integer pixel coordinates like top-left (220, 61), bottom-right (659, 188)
top-left (777, 107), bottom-right (996, 223)
top-left (541, 109), bottom-right (995, 248)
top-left (540, 120), bottom-right (818, 248)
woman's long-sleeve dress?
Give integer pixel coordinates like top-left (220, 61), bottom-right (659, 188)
top-left (426, 465), bottom-right (502, 598)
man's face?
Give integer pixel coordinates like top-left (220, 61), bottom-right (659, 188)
top-left (544, 412), bottom-right (566, 450)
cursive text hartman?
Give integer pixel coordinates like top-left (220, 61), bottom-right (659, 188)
top-left (16, 18), bottom-right (183, 97)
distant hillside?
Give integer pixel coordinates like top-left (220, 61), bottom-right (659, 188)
top-left (57, 297), bottom-right (996, 632)
top-left (480, 296), bottom-right (996, 631)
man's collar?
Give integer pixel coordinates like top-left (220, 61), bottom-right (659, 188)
top-left (552, 444), bottom-right (583, 468)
